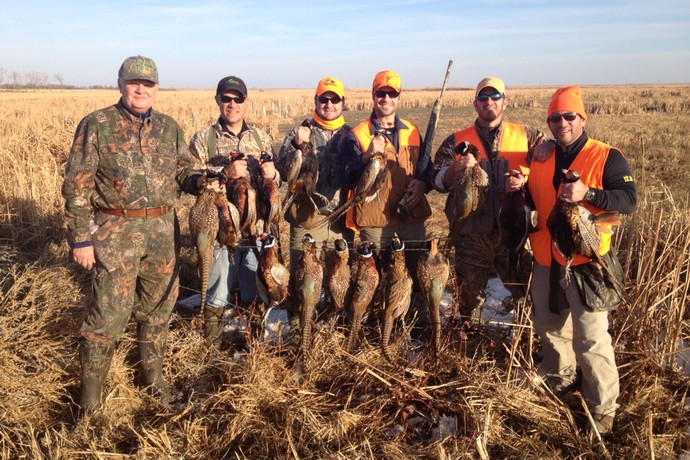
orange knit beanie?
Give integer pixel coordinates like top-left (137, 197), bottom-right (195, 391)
top-left (547, 85), bottom-right (587, 121)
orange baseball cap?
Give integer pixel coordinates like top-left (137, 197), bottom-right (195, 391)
top-left (315, 77), bottom-right (344, 97)
top-left (372, 70), bottom-right (402, 92)
top-left (547, 85), bottom-right (587, 121)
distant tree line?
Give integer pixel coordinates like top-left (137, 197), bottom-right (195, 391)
top-left (0, 67), bottom-right (116, 90)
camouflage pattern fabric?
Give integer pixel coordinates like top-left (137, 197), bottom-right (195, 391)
top-left (62, 101), bottom-right (199, 245)
top-left (189, 119), bottom-right (275, 170)
top-left (63, 101), bottom-right (199, 341)
top-left (453, 229), bottom-right (531, 320)
top-left (275, 120), bottom-right (352, 214)
top-left (82, 212), bottom-right (179, 341)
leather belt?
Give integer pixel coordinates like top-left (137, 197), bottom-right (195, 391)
top-left (99, 206), bottom-right (172, 218)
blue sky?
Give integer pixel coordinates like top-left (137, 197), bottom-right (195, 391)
top-left (1, 0), bottom-right (688, 89)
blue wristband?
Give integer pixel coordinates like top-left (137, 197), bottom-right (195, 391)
top-left (71, 240), bottom-right (93, 249)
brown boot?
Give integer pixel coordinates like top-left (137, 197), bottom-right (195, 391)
top-left (203, 305), bottom-right (225, 346)
top-left (79, 339), bottom-right (115, 416)
top-left (591, 412), bottom-right (615, 435)
top-left (137, 322), bottom-right (172, 402)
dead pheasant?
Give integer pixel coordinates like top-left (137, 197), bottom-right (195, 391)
top-left (294, 234), bottom-right (324, 359)
top-left (498, 169), bottom-right (531, 278)
top-left (188, 181), bottom-right (222, 328)
top-left (380, 235), bottom-right (413, 363)
top-left (224, 152), bottom-right (257, 238)
top-left (283, 119), bottom-right (312, 187)
top-left (256, 233), bottom-right (290, 310)
top-left (247, 152), bottom-right (283, 262)
top-left (448, 141), bottom-right (489, 240)
top-left (215, 193), bottom-right (242, 264)
top-left (346, 241), bottom-right (380, 353)
top-left (547, 169), bottom-right (621, 282)
top-left (326, 238), bottom-right (351, 320)
top-left (315, 144), bottom-right (388, 229)
top-left (283, 140), bottom-right (321, 229)
top-left (417, 235), bottom-right (450, 360)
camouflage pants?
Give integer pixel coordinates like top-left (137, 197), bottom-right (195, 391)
top-left (453, 228), bottom-right (531, 320)
top-left (81, 212), bottom-right (179, 343)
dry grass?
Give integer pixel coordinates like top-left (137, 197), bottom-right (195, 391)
top-left (0, 86), bottom-right (688, 459)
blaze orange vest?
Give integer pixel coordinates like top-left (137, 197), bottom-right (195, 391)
top-left (453, 122), bottom-right (530, 176)
top-left (345, 118), bottom-right (421, 229)
top-left (528, 138), bottom-right (614, 267)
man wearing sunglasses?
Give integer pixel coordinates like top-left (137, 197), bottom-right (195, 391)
top-left (187, 75), bottom-right (278, 345)
top-left (526, 85), bottom-right (637, 436)
top-left (340, 70), bottom-right (433, 338)
top-left (431, 76), bottom-right (546, 324)
top-left (275, 77), bottom-right (353, 330)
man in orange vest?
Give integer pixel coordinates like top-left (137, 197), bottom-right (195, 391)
top-left (339, 70), bottom-right (433, 337)
top-left (527, 85), bottom-right (637, 435)
top-left (431, 77), bottom-right (546, 322)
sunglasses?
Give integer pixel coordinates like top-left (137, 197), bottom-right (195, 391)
top-left (317, 95), bottom-right (342, 104)
top-left (374, 89), bottom-right (400, 99)
top-left (219, 94), bottom-right (246, 104)
top-left (548, 112), bottom-right (578, 123)
top-left (476, 93), bottom-right (504, 102)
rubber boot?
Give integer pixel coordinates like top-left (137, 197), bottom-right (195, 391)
top-left (79, 339), bottom-right (115, 416)
top-left (137, 322), bottom-right (172, 402)
top-left (203, 305), bottom-right (225, 346)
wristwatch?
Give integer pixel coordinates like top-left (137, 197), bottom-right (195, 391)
top-left (584, 188), bottom-right (597, 203)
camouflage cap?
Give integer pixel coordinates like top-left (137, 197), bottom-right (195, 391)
top-left (118, 55), bottom-right (159, 84)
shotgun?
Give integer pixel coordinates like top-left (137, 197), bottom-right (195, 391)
top-left (396, 59), bottom-right (453, 221)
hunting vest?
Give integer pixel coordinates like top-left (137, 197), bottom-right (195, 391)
top-left (346, 118), bottom-right (421, 229)
top-left (528, 138), bottom-right (614, 267)
top-left (448, 122), bottom-right (529, 235)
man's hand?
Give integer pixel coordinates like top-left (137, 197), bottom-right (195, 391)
top-left (196, 175), bottom-right (225, 192)
top-left (294, 125), bottom-right (311, 146)
top-left (443, 154), bottom-right (477, 189)
top-left (505, 172), bottom-right (525, 193)
top-left (362, 132), bottom-right (387, 164)
top-left (404, 179), bottom-right (427, 207)
top-left (532, 140), bottom-right (555, 162)
top-left (224, 159), bottom-right (248, 179)
top-left (560, 178), bottom-right (588, 203)
top-left (73, 246), bottom-right (96, 270)
top-left (260, 160), bottom-right (277, 180)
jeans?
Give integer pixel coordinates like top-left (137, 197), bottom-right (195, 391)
top-left (205, 241), bottom-right (259, 308)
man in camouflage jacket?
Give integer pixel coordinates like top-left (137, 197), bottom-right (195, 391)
top-left (275, 76), bottom-right (352, 332)
top-left (62, 55), bottom-right (204, 416)
top-left (188, 76), bottom-right (278, 345)
top-left (431, 77), bottom-right (546, 323)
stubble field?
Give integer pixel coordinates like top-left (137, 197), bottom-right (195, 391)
top-left (0, 85), bottom-right (688, 459)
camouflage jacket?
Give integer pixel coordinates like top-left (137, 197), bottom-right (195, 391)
top-left (62, 100), bottom-right (200, 246)
top-left (275, 119), bottom-right (352, 211)
top-left (189, 118), bottom-right (276, 174)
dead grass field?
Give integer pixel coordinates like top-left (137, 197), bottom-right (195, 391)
top-left (0, 86), bottom-right (688, 459)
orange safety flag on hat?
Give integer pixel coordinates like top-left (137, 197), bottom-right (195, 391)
top-left (547, 85), bottom-right (587, 121)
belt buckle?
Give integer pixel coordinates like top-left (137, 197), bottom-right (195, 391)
top-left (122, 209), bottom-right (128, 218)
